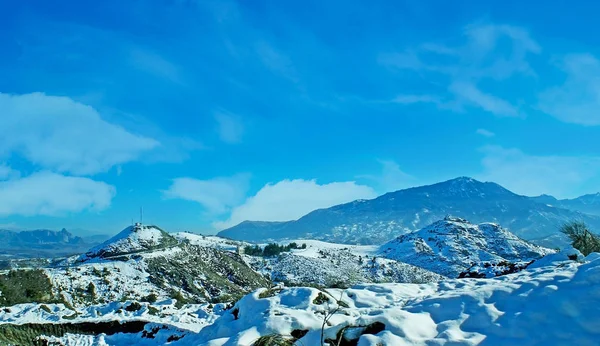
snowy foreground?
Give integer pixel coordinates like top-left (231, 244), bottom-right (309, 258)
top-left (23, 252), bottom-right (600, 345)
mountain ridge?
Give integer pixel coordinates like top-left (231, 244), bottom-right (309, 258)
top-left (218, 177), bottom-right (600, 247)
top-left (0, 228), bottom-right (103, 258)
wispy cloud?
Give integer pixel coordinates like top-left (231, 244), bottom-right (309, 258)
top-left (129, 47), bottom-right (184, 84)
top-left (254, 41), bottom-right (299, 83)
top-left (163, 173), bottom-right (251, 214)
top-left (391, 94), bottom-right (442, 105)
top-left (358, 160), bottom-right (419, 193)
top-left (449, 81), bottom-right (519, 117)
top-left (538, 53), bottom-right (600, 125)
top-left (476, 128), bottom-right (495, 137)
top-left (381, 22), bottom-right (539, 117)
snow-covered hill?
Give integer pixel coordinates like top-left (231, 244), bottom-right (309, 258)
top-left (22, 251), bottom-right (600, 346)
top-left (218, 177), bottom-right (600, 247)
top-left (245, 240), bottom-right (445, 287)
top-left (379, 216), bottom-right (554, 277)
top-left (81, 224), bottom-right (178, 259)
top-left (167, 235), bottom-right (445, 287)
top-left (0, 225), bottom-right (270, 311)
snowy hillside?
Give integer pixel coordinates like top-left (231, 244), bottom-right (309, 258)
top-left (245, 240), bottom-right (445, 286)
top-left (218, 177), bottom-right (600, 247)
top-left (172, 232), bottom-right (250, 252)
top-left (379, 216), bottom-right (554, 277)
top-left (0, 225), bottom-right (269, 314)
top-left (166, 236), bottom-right (444, 287)
top-left (24, 252), bottom-right (600, 345)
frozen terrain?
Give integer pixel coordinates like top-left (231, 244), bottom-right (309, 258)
top-left (25, 250), bottom-right (599, 345)
top-left (0, 221), bottom-right (593, 345)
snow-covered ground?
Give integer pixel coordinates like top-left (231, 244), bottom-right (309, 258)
top-left (32, 252), bottom-right (600, 345)
top-left (1, 222), bottom-right (592, 345)
top-left (172, 232), bottom-right (249, 253)
top-left (0, 299), bottom-right (220, 333)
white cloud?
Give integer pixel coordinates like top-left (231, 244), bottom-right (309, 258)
top-left (0, 92), bottom-right (159, 175)
top-left (214, 179), bottom-right (377, 230)
top-left (538, 53), bottom-right (600, 126)
top-left (0, 172), bottom-right (115, 217)
top-left (476, 128), bottom-right (495, 137)
top-left (381, 23), bottom-right (539, 117)
top-left (163, 173), bottom-right (251, 214)
top-left (214, 110), bottom-right (244, 144)
top-left (476, 145), bottom-right (600, 198)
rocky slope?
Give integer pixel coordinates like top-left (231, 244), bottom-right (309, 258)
top-left (379, 216), bottom-right (553, 277)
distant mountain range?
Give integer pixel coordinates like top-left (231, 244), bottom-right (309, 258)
top-left (531, 193), bottom-right (600, 216)
top-left (0, 228), bottom-right (108, 258)
top-left (218, 177), bottom-right (600, 248)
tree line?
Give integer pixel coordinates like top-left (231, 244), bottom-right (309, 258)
top-left (244, 242), bottom-right (307, 257)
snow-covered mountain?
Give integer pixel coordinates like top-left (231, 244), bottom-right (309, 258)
top-left (218, 177), bottom-right (600, 247)
top-left (379, 216), bottom-right (553, 277)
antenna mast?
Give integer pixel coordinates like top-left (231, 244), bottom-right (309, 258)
top-left (140, 207), bottom-right (144, 225)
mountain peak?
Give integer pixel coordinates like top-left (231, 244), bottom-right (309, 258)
top-left (450, 176), bottom-right (478, 183)
top-left (82, 223), bottom-right (177, 260)
top-left (390, 176), bottom-right (514, 200)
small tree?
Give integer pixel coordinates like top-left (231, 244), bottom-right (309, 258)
top-left (561, 221), bottom-right (600, 256)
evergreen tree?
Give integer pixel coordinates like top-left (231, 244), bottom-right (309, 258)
top-left (561, 221), bottom-right (600, 256)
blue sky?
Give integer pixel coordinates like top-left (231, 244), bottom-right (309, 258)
top-left (2, 0), bottom-right (600, 235)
